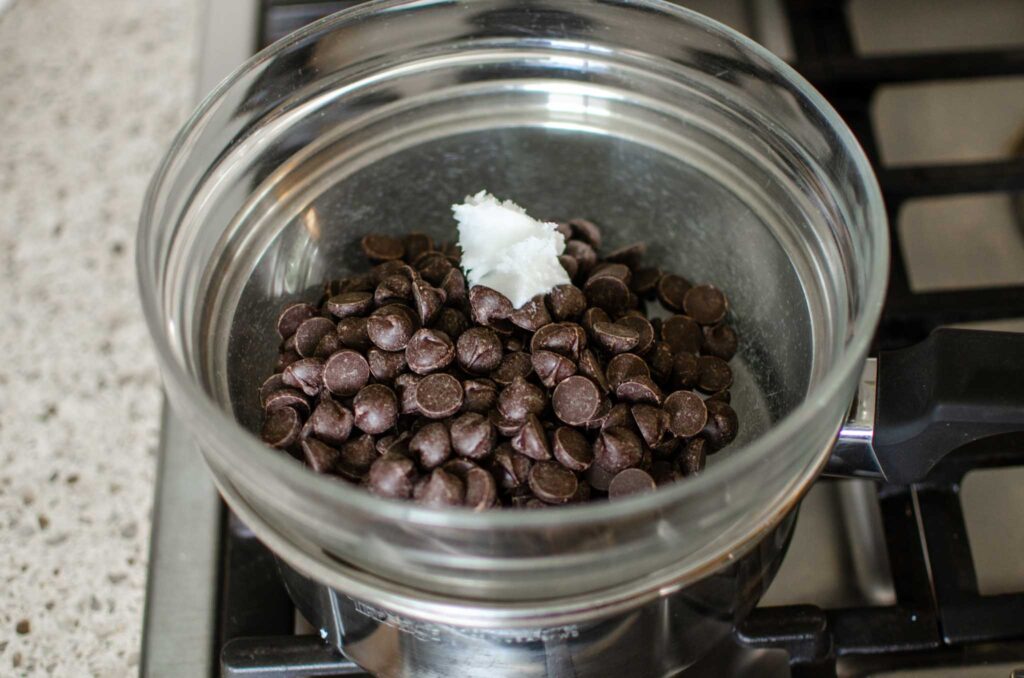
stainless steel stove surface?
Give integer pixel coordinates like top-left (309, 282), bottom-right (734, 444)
top-left (140, 1), bottom-right (1024, 676)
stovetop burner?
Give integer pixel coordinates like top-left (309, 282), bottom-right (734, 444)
top-left (141, 2), bottom-right (1024, 677)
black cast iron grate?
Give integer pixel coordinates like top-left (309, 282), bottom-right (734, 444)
top-left (735, 3), bottom-right (1024, 676)
top-left (217, 1), bottom-right (1024, 676)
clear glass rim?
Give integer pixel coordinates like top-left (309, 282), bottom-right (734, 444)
top-left (137, 0), bottom-right (889, 531)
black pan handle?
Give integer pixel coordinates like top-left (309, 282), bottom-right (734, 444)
top-left (827, 328), bottom-right (1024, 484)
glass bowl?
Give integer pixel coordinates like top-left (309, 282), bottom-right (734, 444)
top-left (138, 0), bottom-right (887, 610)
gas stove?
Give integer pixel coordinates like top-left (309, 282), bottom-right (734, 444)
top-left (140, 1), bottom-right (1024, 676)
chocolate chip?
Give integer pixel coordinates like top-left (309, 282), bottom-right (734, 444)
top-left (336, 316), bottom-right (371, 351)
top-left (684, 284), bottom-right (728, 325)
top-left (570, 480), bottom-right (592, 502)
top-left (697, 355), bottom-right (733, 393)
top-left (649, 342), bottom-right (675, 385)
top-left (376, 432), bottom-right (411, 457)
top-left (275, 350), bottom-right (301, 373)
top-left (414, 468), bottom-right (465, 507)
top-left (282, 358), bottom-right (325, 397)
top-left (403, 232), bottom-right (433, 261)
top-left (491, 351), bottom-right (533, 386)
top-left (306, 398), bottom-right (354, 446)
top-left (259, 373), bottom-right (288, 408)
top-left (567, 217), bottom-right (602, 248)
top-left (394, 373), bottom-right (420, 415)
top-left (598, 402), bottom-right (632, 430)
top-left (490, 409), bottom-right (525, 437)
top-left (630, 268), bottom-right (662, 297)
top-left (631, 404), bottom-right (668, 447)
top-left (552, 375), bottom-right (602, 426)
top-left (564, 239), bottom-right (597, 275)
top-left (652, 436), bottom-right (680, 458)
top-left (511, 414), bottom-right (552, 460)
top-left (463, 466), bottom-right (498, 510)
top-left (606, 353), bottom-right (649, 390)
top-left (434, 307), bottom-right (469, 340)
top-left (492, 444), bottom-right (533, 490)
top-left (649, 459), bottom-right (680, 485)
top-left (547, 284), bottom-right (587, 320)
top-left (616, 316), bottom-right (652, 354)
top-left (411, 278), bottom-right (445, 325)
top-left (414, 251), bottom-right (454, 285)
top-left (405, 328), bottom-right (455, 374)
top-left (584, 276), bottom-right (630, 314)
top-left (552, 426), bottom-right (592, 471)
top-left (409, 421), bottom-right (451, 469)
top-left (353, 384), bottom-right (398, 434)
top-left (679, 437), bottom-right (707, 475)
top-left (322, 350), bottom-right (369, 396)
top-left (337, 433), bottom-right (378, 481)
top-left (442, 457), bottom-right (477, 478)
top-left (469, 286), bottom-right (513, 326)
top-left (277, 302), bottom-right (318, 339)
top-left (707, 389), bottom-right (731, 404)
top-left (440, 268), bottom-right (467, 306)
top-left (656, 274), bottom-right (691, 312)
top-left (372, 259), bottom-right (409, 284)
top-left (261, 407), bottom-right (301, 449)
top-left (577, 349), bottom-right (610, 393)
top-left (366, 348), bottom-right (407, 382)
top-left (604, 243), bottom-right (646, 269)
top-left (509, 296), bottom-right (552, 331)
top-left (367, 311), bottom-right (415, 352)
top-left (361, 234), bottom-right (405, 262)
top-left (325, 291), bottom-right (374, 318)
top-left (703, 400), bottom-right (739, 450)
top-left (662, 316), bottom-right (702, 354)
top-left (456, 327), bottom-right (503, 374)
top-left (664, 391), bottom-right (708, 438)
top-left (301, 437), bottom-right (341, 474)
top-left (581, 307), bottom-right (610, 335)
top-left (263, 388), bottom-right (310, 416)
top-left (608, 468), bottom-right (656, 499)
top-left (530, 322), bottom-right (587, 360)
top-left (594, 426), bottom-right (644, 473)
top-left (615, 375), bottom-right (663, 405)
top-left (497, 376), bottom-right (547, 423)
top-left (585, 462), bottom-right (615, 492)
top-left (450, 412), bottom-right (496, 460)
top-left (672, 352), bottom-right (700, 389)
top-left (294, 317), bottom-right (336, 357)
top-left (531, 350), bottom-right (577, 389)
top-left (462, 378), bottom-right (497, 413)
top-left (703, 324), bottom-right (738, 361)
top-left (558, 255), bottom-right (579, 279)
top-left (374, 274), bottom-right (411, 306)
top-left (528, 461), bottom-right (578, 504)
top-left (591, 321), bottom-right (640, 354)
top-left (415, 373), bottom-right (464, 419)
top-left (313, 332), bottom-right (344, 358)
top-left (590, 262), bottom-right (631, 284)
top-left (367, 452), bottom-right (417, 499)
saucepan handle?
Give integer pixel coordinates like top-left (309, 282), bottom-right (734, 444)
top-left (826, 328), bottom-right (1024, 484)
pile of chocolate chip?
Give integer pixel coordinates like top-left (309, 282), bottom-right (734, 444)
top-left (258, 220), bottom-right (739, 509)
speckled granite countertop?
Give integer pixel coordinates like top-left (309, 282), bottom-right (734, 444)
top-left (0, 1), bottom-right (199, 674)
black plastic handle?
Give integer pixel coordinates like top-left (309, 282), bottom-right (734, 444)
top-left (872, 328), bottom-right (1024, 485)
